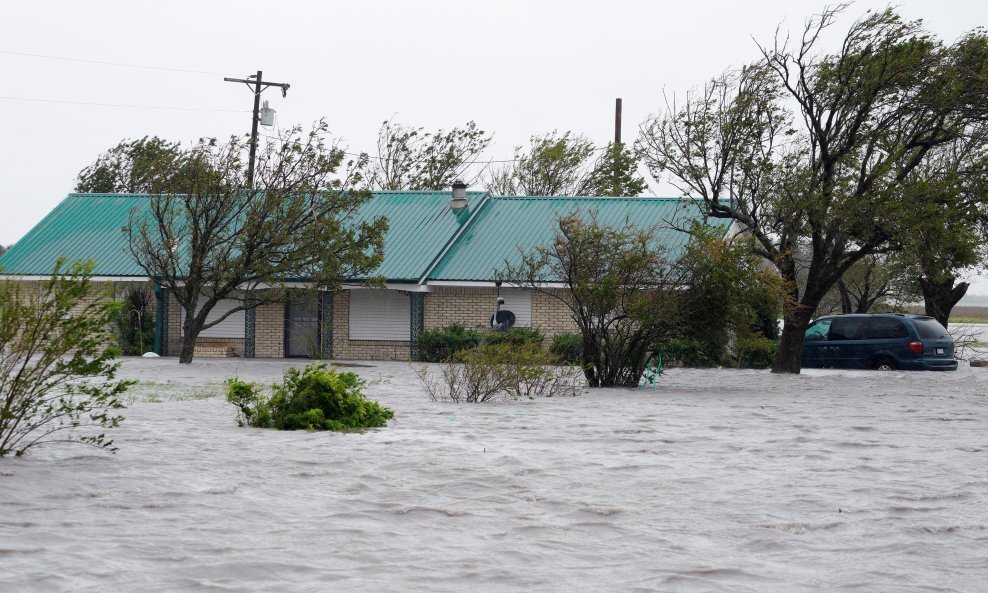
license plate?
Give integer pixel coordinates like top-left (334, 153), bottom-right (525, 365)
top-left (936, 348), bottom-right (945, 355)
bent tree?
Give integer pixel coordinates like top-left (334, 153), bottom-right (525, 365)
top-left (639, 7), bottom-right (988, 373)
top-left (126, 121), bottom-right (388, 363)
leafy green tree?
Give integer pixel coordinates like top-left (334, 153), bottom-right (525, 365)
top-left (639, 7), bottom-right (988, 373)
top-left (0, 260), bottom-right (132, 457)
top-left (504, 214), bottom-right (682, 387)
top-left (76, 136), bottom-right (198, 194)
top-left (369, 119), bottom-right (491, 190)
top-left (489, 132), bottom-right (647, 197)
top-left (674, 227), bottom-right (782, 365)
top-left (127, 120), bottom-right (388, 364)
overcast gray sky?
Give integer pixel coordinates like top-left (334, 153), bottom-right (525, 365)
top-left (3, 0), bottom-right (987, 293)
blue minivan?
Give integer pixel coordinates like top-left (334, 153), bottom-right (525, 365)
top-left (803, 314), bottom-right (957, 371)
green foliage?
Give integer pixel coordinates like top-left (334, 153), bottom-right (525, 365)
top-left (0, 259), bottom-right (132, 457)
top-left (580, 142), bottom-right (648, 197)
top-left (113, 285), bottom-right (155, 355)
top-left (484, 326), bottom-right (545, 347)
top-left (125, 120), bottom-right (388, 363)
top-left (416, 342), bottom-right (582, 403)
top-left (504, 214), bottom-right (681, 387)
top-left (675, 227), bottom-right (782, 365)
top-left (638, 6), bottom-right (988, 372)
top-left (417, 323), bottom-right (482, 362)
top-left (733, 336), bottom-right (778, 369)
top-left (655, 338), bottom-right (717, 368)
top-left (75, 136), bottom-right (194, 194)
top-left (549, 333), bottom-right (582, 364)
top-left (226, 363), bottom-right (393, 431)
top-left (370, 119), bottom-right (492, 190)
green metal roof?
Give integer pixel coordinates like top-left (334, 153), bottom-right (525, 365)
top-left (350, 191), bottom-right (487, 281)
top-left (0, 191), bottom-right (488, 281)
top-left (0, 194), bottom-right (147, 276)
top-left (426, 196), bottom-right (711, 282)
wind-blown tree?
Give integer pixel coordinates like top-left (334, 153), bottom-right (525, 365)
top-left (76, 136), bottom-right (197, 194)
top-left (825, 254), bottom-right (915, 315)
top-left (897, 129), bottom-right (988, 327)
top-left (0, 260), bottom-right (132, 457)
top-left (503, 214), bottom-right (682, 387)
top-left (127, 120), bottom-right (388, 364)
top-left (369, 119), bottom-right (491, 190)
top-left (638, 7), bottom-right (988, 373)
top-left (486, 132), bottom-right (646, 197)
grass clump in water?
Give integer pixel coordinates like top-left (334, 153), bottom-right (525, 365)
top-left (226, 363), bottom-right (394, 431)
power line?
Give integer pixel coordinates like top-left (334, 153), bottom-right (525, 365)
top-left (0, 95), bottom-right (248, 113)
top-left (0, 48), bottom-right (226, 76)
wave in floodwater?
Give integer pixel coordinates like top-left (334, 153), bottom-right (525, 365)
top-left (2, 359), bottom-right (988, 592)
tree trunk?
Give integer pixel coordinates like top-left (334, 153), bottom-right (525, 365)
top-left (919, 277), bottom-right (969, 328)
top-left (772, 307), bottom-right (816, 374)
top-left (178, 306), bottom-right (200, 364)
top-left (837, 279), bottom-right (852, 314)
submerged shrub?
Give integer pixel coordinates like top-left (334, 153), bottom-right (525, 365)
top-left (226, 363), bottom-right (393, 431)
top-left (418, 323), bottom-right (482, 362)
top-left (416, 342), bottom-right (583, 403)
top-left (654, 337), bottom-right (717, 368)
top-left (483, 326), bottom-right (545, 347)
top-left (733, 336), bottom-right (778, 369)
top-left (549, 333), bottom-right (582, 364)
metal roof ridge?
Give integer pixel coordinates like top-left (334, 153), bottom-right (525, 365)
top-left (417, 191), bottom-right (493, 285)
top-left (491, 195), bottom-right (690, 200)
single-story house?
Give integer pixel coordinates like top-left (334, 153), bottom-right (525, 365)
top-left (0, 188), bottom-right (709, 360)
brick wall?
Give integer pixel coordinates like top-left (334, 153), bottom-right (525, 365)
top-left (423, 286), bottom-right (580, 340)
top-left (255, 302), bottom-right (284, 358)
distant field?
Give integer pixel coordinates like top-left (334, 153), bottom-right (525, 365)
top-left (906, 305), bottom-right (988, 323)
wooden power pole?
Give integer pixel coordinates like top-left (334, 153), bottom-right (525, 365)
top-left (614, 98), bottom-right (623, 145)
top-left (223, 70), bottom-right (290, 187)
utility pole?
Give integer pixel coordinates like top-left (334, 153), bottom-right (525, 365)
top-left (614, 98), bottom-right (623, 145)
top-left (223, 70), bottom-right (290, 187)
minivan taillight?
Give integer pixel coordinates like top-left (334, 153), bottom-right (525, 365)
top-left (907, 340), bottom-right (924, 354)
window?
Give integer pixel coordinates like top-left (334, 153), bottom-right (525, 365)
top-left (180, 297), bottom-right (245, 338)
top-left (804, 319), bottom-right (831, 341)
top-left (499, 289), bottom-right (532, 328)
top-left (348, 290), bottom-right (410, 341)
top-left (866, 317), bottom-right (909, 340)
top-left (913, 318), bottom-right (949, 340)
top-left (829, 317), bottom-right (869, 340)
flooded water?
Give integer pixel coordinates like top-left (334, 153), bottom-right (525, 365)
top-left (2, 359), bottom-right (987, 592)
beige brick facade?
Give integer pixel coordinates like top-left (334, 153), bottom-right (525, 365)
top-left (162, 286), bottom-right (580, 361)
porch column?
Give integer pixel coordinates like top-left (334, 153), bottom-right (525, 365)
top-left (410, 292), bottom-right (425, 362)
top-left (154, 283), bottom-right (167, 356)
top-left (320, 291), bottom-right (334, 359)
top-left (244, 293), bottom-right (257, 358)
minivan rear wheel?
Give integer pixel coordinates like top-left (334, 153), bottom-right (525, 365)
top-left (874, 357), bottom-right (897, 371)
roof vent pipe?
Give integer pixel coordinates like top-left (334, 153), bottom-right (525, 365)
top-left (451, 180), bottom-right (468, 209)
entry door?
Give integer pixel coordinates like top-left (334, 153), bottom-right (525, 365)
top-left (286, 297), bottom-right (320, 358)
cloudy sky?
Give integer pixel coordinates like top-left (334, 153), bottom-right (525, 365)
top-left (3, 0), bottom-right (986, 293)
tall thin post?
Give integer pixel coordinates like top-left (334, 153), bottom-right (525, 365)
top-left (614, 98), bottom-right (623, 145)
top-left (224, 71), bottom-right (291, 188)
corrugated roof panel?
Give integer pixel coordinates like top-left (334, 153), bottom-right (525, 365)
top-left (0, 191), bottom-right (486, 281)
top-left (349, 191), bottom-right (486, 281)
top-left (0, 194), bottom-right (147, 276)
top-left (427, 196), bottom-right (714, 281)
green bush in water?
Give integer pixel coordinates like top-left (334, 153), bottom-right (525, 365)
top-left (226, 363), bottom-right (394, 431)
top-left (417, 323), bottom-right (482, 362)
top-left (549, 332), bottom-right (582, 364)
top-left (483, 326), bottom-right (545, 347)
top-left (733, 336), bottom-right (778, 369)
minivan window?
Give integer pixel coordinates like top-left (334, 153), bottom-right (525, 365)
top-left (913, 318), bottom-right (949, 339)
top-left (805, 319), bottom-right (831, 341)
top-left (867, 317), bottom-right (909, 339)
top-left (829, 317), bottom-right (869, 340)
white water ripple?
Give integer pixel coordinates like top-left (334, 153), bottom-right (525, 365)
top-left (1, 359), bottom-right (987, 592)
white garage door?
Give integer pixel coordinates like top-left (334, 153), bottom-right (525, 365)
top-left (349, 290), bottom-right (410, 341)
